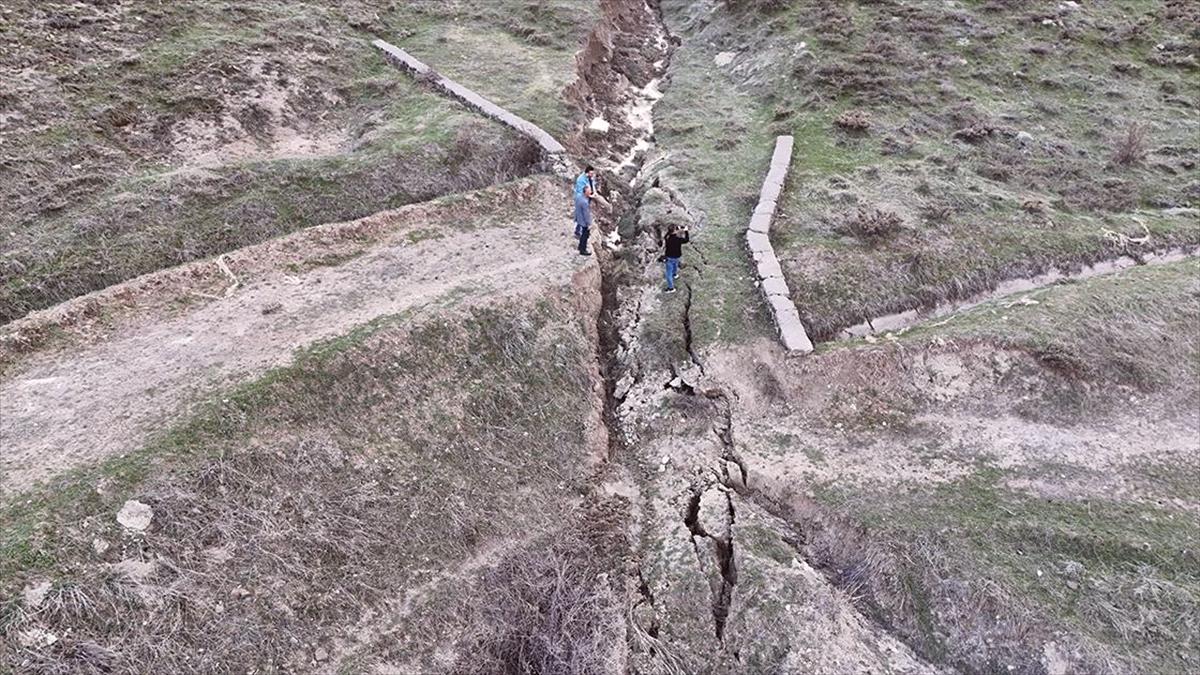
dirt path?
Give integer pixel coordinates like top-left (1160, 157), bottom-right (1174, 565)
top-left (1, 179), bottom-right (587, 495)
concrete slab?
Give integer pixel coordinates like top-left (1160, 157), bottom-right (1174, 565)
top-left (746, 231), bottom-right (772, 255)
top-left (771, 136), bottom-right (795, 166)
top-left (756, 255), bottom-right (784, 280)
top-left (761, 276), bottom-right (791, 297)
top-left (745, 135), bottom-right (810, 353)
top-left (768, 294), bottom-right (799, 321)
top-left (767, 297), bottom-right (813, 353)
top-left (373, 39), bottom-right (566, 155)
top-left (748, 212), bottom-right (773, 234)
top-left (778, 318), bottom-right (814, 353)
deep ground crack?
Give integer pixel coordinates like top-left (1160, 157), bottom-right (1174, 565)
top-left (683, 484), bottom-right (738, 640)
top-left (682, 283), bottom-right (705, 376)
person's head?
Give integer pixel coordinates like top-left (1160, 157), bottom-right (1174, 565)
top-left (585, 165), bottom-right (595, 177)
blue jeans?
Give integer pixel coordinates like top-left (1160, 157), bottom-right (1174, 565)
top-left (573, 197), bottom-right (591, 237)
top-left (665, 256), bottom-right (680, 289)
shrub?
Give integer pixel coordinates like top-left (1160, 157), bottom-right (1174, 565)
top-left (1110, 123), bottom-right (1148, 166)
top-left (952, 123), bottom-right (998, 143)
top-left (834, 109), bottom-right (872, 132)
top-left (453, 532), bottom-right (623, 674)
top-left (844, 206), bottom-right (904, 240)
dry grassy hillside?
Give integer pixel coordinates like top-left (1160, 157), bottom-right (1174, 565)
top-left (2, 0), bottom-right (1197, 672)
top-left (649, 0), bottom-right (1198, 346)
top-left (0, 0), bottom-right (594, 322)
top-left (1, 294), bottom-right (612, 671)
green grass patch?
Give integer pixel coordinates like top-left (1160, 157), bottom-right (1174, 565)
top-left (812, 461), bottom-right (1200, 672)
top-left (902, 258), bottom-right (1200, 388)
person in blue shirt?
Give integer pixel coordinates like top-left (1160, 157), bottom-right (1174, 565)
top-left (573, 165), bottom-right (596, 256)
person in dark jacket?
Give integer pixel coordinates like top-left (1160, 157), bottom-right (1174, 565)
top-left (662, 223), bottom-right (689, 293)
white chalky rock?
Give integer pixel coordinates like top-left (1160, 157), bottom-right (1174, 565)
top-left (117, 499), bottom-right (153, 532)
top-left (714, 51), bottom-right (737, 66)
top-left (587, 116), bottom-right (610, 133)
top-left (18, 628), bottom-right (59, 648)
top-left (23, 580), bottom-right (52, 609)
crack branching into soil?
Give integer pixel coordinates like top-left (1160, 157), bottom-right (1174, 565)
top-left (634, 569), bottom-right (661, 639)
top-left (683, 484), bottom-right (738, 641)
top-left (713, 394), bottom-right (749, 491)
top-left (682, 283), bottom-right (706, 376)
top-left (572, 0), bottom-right (745, 647)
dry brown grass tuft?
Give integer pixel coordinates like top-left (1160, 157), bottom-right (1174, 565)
top-left (724, 0), bottom-right (789, 13)
top-left (834, 109), bottom-right (872, 132)
top-left (952, 123), bottom-right (999, 144)
top-left (843, 206), bottom-right (904, 241)
top-left (1110, 122), bottom-right (1149, 166)
top-left (452, 524), bottom-right (626, 675)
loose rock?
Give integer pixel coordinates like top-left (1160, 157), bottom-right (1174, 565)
top-left (23, 580), bottom-right (52, 609)
top-left (116, 499), bottom-right (153, 531)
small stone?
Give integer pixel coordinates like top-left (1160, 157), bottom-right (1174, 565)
top-left (714, 51), bottom-right (737, 66)
top-left (725, 461), bottom-right (746, 490)
top-left (204, 545), bottom-right (235, 565)
top-left (23, 580), bottom-right (52, 609)
top-left (17, 628), bottom-right (59, 648)
top-left (116, 499), bottom-right (153, 532)
top-left (231, 586), bottom-right (252, 598)
top-left (261, 302), bottom-right (283, 315)
top-left (111, 558), bottom-right (157, 583)
top-left (586, 116), bottom-right (610, 134)
top-left (314, 647), bottom-right (329, 662)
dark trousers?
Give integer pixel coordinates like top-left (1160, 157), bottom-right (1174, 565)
top-left (578, 226), bottom-right (590, 254)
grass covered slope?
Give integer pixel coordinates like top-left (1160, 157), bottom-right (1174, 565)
top-left (655, 0), bottom-right (1199, 345)
top-left (728, 259), bottom-right (1200, 673)
top-left (0, 0), bottom-right (594, 322)
top-left (0, 294), bottom-right (604, 672)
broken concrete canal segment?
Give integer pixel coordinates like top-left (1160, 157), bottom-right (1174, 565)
top-left (372, 38), bottom-right (573, 177)
top-left (745, 135), bottom-right (813, 354)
